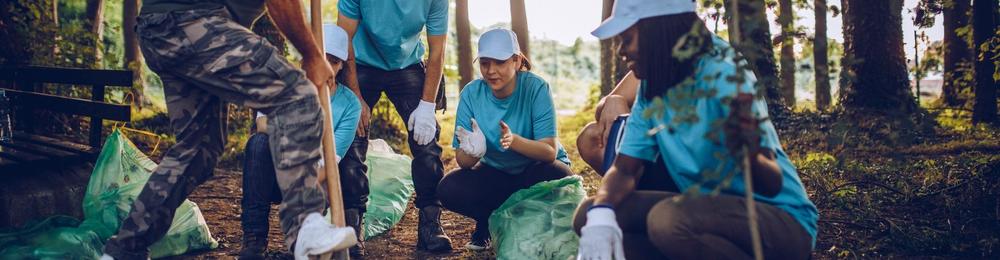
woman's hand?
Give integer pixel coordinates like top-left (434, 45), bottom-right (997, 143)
top-left (456, 119), bottom-right (487, 158)
top-left (595, 95), bottom-right (631, 149)
top-left (499, 121), bottom-right (514, 150)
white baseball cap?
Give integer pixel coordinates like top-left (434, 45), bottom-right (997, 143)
top-left (477, 28), bottom-right (522, 61)
top-left (323, 23), bottom-right (349, 61)
top-left (592, 0), bottom-right (697, 40)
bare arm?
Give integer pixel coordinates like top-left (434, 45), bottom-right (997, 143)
top-left (266, 0), bottom-right (331, 88)
top-left (592, 155), bottom-right (646, 207)
top-left (595, 71), bottom-right (640, 120)
top-left (749, 150), bottom-right (782, 197)
top-left (422, 34), bottom-right (447, 102)
top-left (455, 149), bottom-right (480, 169)
top-left (509, 137), bottom-right (558, 163)
top-left (336, 14), bottom-right (371, 136)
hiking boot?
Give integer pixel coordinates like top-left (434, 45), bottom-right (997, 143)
top-left (465, 220), bottom-right (491, 251)
top-left (345, 208), bottom-right (366, 257)
top-left (293, 213), bottom-right (357, 260)
top-left (238, 234), bottom-right (268, 260)
top-left (416, 206), bottom-right (453, 252)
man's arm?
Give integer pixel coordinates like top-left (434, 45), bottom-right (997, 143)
top-left (591, 155), bottom-right (645, 208)
top-left (422, 34), bottom-right (446, 102)
top-left (266, 0), bottom-right (332, 89)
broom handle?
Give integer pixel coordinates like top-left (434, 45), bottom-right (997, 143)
top-left (310, 0), bottom-right (346, 228)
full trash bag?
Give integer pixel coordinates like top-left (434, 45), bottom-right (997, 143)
top-left (488, 176), bottom-right (586, 260)
top-left (362, 139), bottom-right (414, 240)
top-left (0, 129), bottom-right (218, 259)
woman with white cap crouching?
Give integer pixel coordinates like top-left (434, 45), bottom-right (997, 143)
top-left (436, 28), bottom-right (574, 251)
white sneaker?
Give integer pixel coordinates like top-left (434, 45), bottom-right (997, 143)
top-left (99, 254), bottom-right (114, 260)
top-left (293, 213), bottom-right (357, 260)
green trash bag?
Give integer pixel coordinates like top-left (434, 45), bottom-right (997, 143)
top-left (323, 139), bottom-right (414, 240)
top-left (488, 176), bottom-right (586, 260)
top-left (0, 129), bottom-right (218, 259)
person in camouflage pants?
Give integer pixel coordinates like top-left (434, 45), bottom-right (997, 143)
top-left (101, 4), bottom-right (348, 259)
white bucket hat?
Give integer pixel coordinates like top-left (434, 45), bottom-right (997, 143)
top-left (591, 0), bottom-right (697, 40)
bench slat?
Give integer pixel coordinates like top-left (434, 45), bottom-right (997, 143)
top-left (3, 88), bottom-right (131, 121)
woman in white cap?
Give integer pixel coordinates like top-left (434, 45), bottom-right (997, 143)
top-left (573, 0), bottom-right (818, 259)
top-left (437, 28), bottom-right (573, 251)
top-left (240, 23), bottom-right (363, 259)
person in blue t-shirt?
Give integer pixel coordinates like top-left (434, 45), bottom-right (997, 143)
top-left (573, 0), bottom-right (819, 259)
top-left (240, 24), bottom-right (362, 259)
top-left (436, 29), bottom-right (574, 251)
top-left (336, 0), bottom-right (453, 253)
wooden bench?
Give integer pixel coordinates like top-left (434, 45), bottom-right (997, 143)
top-left (0, 66), bottom-right (132, 228)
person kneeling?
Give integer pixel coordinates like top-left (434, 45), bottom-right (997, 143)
top-left (240, 24), bottom-right (364, 259)
top-left (574, 1), bottom-right (818, 259)
top-left (437, 29), bottom-right (574, 251)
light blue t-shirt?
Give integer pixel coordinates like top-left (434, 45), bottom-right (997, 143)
top-left (338, 0), bottom-right (449, 71)
top-left (330, 84), bottom-right (362, 158)
top-left (618, 36), bottom-right (819, 245)
top-left (453, 71), bottom-right (571, 174)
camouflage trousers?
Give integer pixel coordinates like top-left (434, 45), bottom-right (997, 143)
top-left (103, 8), bottom-right (327, 259)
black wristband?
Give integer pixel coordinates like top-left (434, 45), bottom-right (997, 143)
top-left (588, 203), bottom-right (614, 211)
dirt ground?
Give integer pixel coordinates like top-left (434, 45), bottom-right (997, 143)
top-left (164, 165), bottom-right (497, 259)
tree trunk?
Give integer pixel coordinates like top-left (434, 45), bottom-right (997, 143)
top-left (86, 0), bottom-right (105, 67)
top-left (971, 0), bottom-right (998, 124)
top-left (599, 0), bottom-right (615, 95)
top-left (510, 0), bottom-right (530, 58)
top-left (942, 0), bottom-right (974, 106)
top-left (124, 0), bottom-right (143, 108)
top-left (839, 0), bottom-right (916, 112)
top-left (778, 0), bottom-right (796, 107)
top-left (456, 0), bottom-right (474, 89)
top-left (725, 0), bottom-right (784, 110)
top-left (814, 0), bottom-right (831, 111)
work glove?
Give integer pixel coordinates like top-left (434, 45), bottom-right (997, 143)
top-left (577, 207), bottom-right (626, 260)
top-left (455, 119), bottom-right (487, 158)
top-left (407, 100), bottom-right (438, 145)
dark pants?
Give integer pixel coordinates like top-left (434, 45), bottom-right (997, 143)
top-left (437, 161), bottom-right (573, 225)
top-left (341, 63), bottom-right (445, 209)
top-left (241, 133), bottom-right (364, 241)
top-left (573, 191), bottom-right (813, 260)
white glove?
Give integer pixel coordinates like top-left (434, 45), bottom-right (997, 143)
top-left (455, 118), bottom-right (487, 158)
top-left (577, 207), bottom-right (626, 260)
top-left (407, 100), bottom-right (438, 145)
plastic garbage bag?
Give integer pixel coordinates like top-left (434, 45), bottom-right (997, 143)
top-left (362, 139), bottom-right (414, 240)
top-left (488, 176), bottom-right (586, 260)
top-left (0, 129), bottom-right (218, 259)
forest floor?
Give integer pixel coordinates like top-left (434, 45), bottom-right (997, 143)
top-left (140, 106), bottom-right (1000, 259)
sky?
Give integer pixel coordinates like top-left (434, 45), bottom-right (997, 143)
top-left (467, 0), bottom-right (944, 58)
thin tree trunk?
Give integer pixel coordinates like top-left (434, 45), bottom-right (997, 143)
top-left (124, 0), bottom-right (143, 108)
top-left (814, 0), bottom-right (831, 111)
top-left (839, 0), bottom-right (915, 112)
top-left (510, 0), bottom-right (530, 58)
top-left (942, 0), bottom-right (974, 106)
top-left (778, 0), bottom-right (796, 107)
top-left (971, 0), bottom-right (998, 124)
top-left (599, 0), bottom-right (615, 95)
top-left (724, 0), bottom-right (784, 111)
top-left (456, 0), bottom-right (474, 89)
top-left (86, 0), bottom-right (105, 67)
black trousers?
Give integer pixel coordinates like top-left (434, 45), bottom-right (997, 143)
top-left (436, 161), bottom-right (573, 222)
top-left (339, 63), bottom-right (446, 209)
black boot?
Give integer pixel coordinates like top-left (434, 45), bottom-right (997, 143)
top-left (416, 206), bottom-right (453, 252)
top-left (345, 208), bottom-right (366, 257)
top-left (238, 234), bottom-right (267, 260)
top-left (465, 220), bottom-right (491, 251)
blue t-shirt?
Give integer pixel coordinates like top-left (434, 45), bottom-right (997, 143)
top-left (338, 0), bottom-right (449, 70)
top-left (453, 71), bottom-right (571, 174)
top-left (617, 36), bottom-right (819, 245)
top-left (330, 84), bottom-right (362, 158)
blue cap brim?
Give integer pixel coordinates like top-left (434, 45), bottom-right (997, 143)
top-left (591, 17), bottom-right (639, 40)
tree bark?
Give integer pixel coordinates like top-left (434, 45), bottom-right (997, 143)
top-left (839, 0), bottom-right (916, 112)
top-left (814, 0), bottom-right (831, 111)
top-left (124, 0), bottom-right (143, 107)
top-left (510, 0), bottom-right (530, 58)
top-left (778, 0), bottom-right (796, 107)
top-left (971, 0), bottom-right (998, 124)
top-left (942, 0), bottom-right (974, 106)
top-left (86, 0), bottom-right (105, 66)
top-left (599, 0), bottom-right (616, 95)
top-left (725, 0), bottom-right (784, 110)
top-left (456, 0), bottom-right (474, 89)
